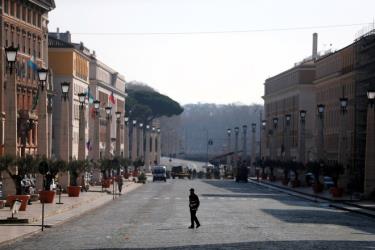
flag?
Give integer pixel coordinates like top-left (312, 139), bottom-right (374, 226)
top-left (31, 87), bottom-right (40, 110)
top-left (109, 91), bottom-right (115, 104)
top-left (90, 106), bottom-right (96, 119)
top-left (27, 56), bottom-right (38, 72)
top-left (85, 87), bottom-right (94, 104)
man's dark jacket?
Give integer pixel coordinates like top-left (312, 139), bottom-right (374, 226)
top-left (189, 193), bottom-right (200, 211)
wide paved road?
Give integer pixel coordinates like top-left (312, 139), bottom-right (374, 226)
top-left (2, 179), bottom-right (375, 249)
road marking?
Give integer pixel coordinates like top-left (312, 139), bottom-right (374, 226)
top-left (153, 197), bottom-right (159, 200)
top-left (175, 197), bottom-right (181, 200)
top-left (164, 197), bottom-right (170, 200)
top-left (219, 197), bottom-right (225, 200)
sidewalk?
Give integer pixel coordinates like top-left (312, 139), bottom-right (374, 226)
top-left (250, 178), bottom-right (375, 218)
top-left (0, 181), bottom-right (142, 246)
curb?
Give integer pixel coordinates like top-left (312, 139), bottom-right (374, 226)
top-left (0, 182), bottom-right (143, 248)
top-left (249, 179), bottom-right (375, 219)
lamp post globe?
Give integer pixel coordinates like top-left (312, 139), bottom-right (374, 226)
top-left (115, 111), bottom-right (121, 120)
top-left (367, 89), bottom-right (375, 107)
top-left (152, 127), bottom-right (155, 132)
top-left (78, 93), bottom-right (86, 106)
top-left (105, 106), bottom-right (112, 119)
top-left (139, 123), bottom-right (143, 128)
top-left (132, 120), bottom-right (137, 126)
top-left (273, 117), bottom-right (278, 128)
top-left (93, 100), bottom-right (100, 111)
top-left (317, 104), bottom-right (325, 114)
top-left (5, 46), bottom-right (18, 64)
top-left (37, 68), bottom-right (48, 90)
top-left (60, 82), bottom-right (70, 101)
top-left (146, 125), bottom-right (150, 130)
top-left (234, 127), bottom-right (239, 135)
top-left (227, 128), bottom-right (231, 135)
top-left (157, 128), bottom-right (161, 133)
top-left (340, 97), bottom-right (348, 113)
top-left (242, 125), bottom-right (247, 133)
top-left (262, 120), bottom-right (267, 129)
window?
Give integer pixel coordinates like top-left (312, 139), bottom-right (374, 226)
top-left (22, 6), bottom-right (26, 21)
top-left (10, 0), bottom-right (14, 16)
top-left (16, 3), bottom-right (20, 18)
top-left (4, 0), bottom-right (8, 14)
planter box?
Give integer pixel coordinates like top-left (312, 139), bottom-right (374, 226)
top-left (331, 187), bottom-right (344, 197)
top-left (6, 195), bottom-right (30, 211)
top-left (313, 183), bottom-right (324, 193)
top-left (39, 190), bottom-right (56, 203)
top-left (67, 186), bottom-right (81, 197)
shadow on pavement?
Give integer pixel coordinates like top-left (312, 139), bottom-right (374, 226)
top-left (262, 208), bottom-right (375, 234)
top-left (93, 240), bottom-right (375, 250)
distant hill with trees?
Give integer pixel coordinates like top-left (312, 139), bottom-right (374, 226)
top-left (160, 103), bottom-right (263, 161)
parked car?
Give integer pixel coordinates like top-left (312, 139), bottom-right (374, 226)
top-left (152, 166), bottom-right (167, 182)
top-left (323, 176), bottom-right (335, 189)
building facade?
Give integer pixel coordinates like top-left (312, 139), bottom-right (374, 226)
top-left (48, 32), bottom-right (91, 161)
top-left (0, 0), bottom-right (55, 157)
top-left (263, 60), bottom-right (316, 163)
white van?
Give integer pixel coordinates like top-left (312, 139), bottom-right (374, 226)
top-left (152, 166), bottom-right (167, 182)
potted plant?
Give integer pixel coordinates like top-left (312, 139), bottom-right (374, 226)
top-left (38, 159), bottom-right (66, 203)
top-left (290, 161), bottom-right (303, 188)
top-left (133, 158), bottom-right (144, 177)
top-left (99, 159), bottom-right (112, 188)
top-left (326, 162), bottom-right (344, 197)
top-left (138, 172), bottom-right (147, 184)
top-left (281, 161), bottom-right (290, 186)
top-left (67, 160), bottom-right (88, 197)
top-left (307, 161), bottom-right (324, 193)
top-left (0, 155), bottom-right (40, 211)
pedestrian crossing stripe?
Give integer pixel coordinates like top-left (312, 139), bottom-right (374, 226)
top-left (140, 196), bottom-right (252, 200)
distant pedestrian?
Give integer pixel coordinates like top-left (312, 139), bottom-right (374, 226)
top-left (188, 188), bottom-right (200, 229)
top-left (117, 175), bottom-right (124, 195)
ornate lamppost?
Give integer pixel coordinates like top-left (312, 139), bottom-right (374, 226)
top-left (145, 125), bottom-right (151, 169)
top-left (78, 93), bottom-right (86, 160)
top-left (91, 100), bottom-right (100, 160)
top-left (317, 104), bottom-right (325, 162)
top-left (157, 128), bottom-right (161, 164)
top-left (36, 67), bottom-right (49, 157)
top-left (234, 127), bottom-right (239, 175)
top-left (105, 106), bottom-right (112, 158)
top-left (284, 114), bottom-right (291, 160)
top-left (4, 46), bottom-right (19, 156)
top-left (227, 128), bottom-right (232, 170)
top-left (242, 125), bottom-right (248, 160)
top-left (261, 120), bottom-right (266, 160)
top-left (272, 117), bottom-right (278, 160)
top-left (138, 123), bottom-right (144, 160)
top-left (365, 88), bottom-right (375, 196)
top-left (115, 111), bottom-right (122, 157)
top-left (299, 110), bottom-right (306, 164)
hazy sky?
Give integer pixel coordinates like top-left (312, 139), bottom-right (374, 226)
top-left (49, 0), bottom-right (375, 105)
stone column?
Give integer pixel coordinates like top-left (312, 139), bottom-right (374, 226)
top-left (242, 125), bottom-right (247, 160)
top-left (227, 130), bottom-right (231, 168)
top-left (91, 114), bottom-right (100, 160)
top-left (234, 127), bottom-right (239, 175)
top-left (285, 116), bottom-right (291, 161)
top-left (124, 121), bottom-right (129, 158)
top-left (138, 124), bottom-right (144, 160)
top-left (4, 67), bottom-right (18, 156)
top-left (105, 116), bottom-right (112, 159)
top-left (78, 105), bottom-right (86, 160)
top-left (115, 117), bottom-right (121, 157)
top-left (157, 130), bottom-right (161, 164)
top-left (364, 105), bottom-right (375, 197)
top-left (251, 124), bottom-right (256, 167)
top-left (131, 121), bottom-right (137, 161)
top-left (151, 130), bottom-right (156, 165)
top-left (37, 86), bottom-right (48, 157)
top-left (58, 94), bottom-right (70, 189)
top-left (299, 116), bottom-right (306, 164)
top-left (144, 127), bottom-right (150, 170)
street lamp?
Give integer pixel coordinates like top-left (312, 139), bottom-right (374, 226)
top-left (157, 128), bottom-right (161, 133)
top-left (152, 126), bottom-right (155, 132)
top-left (273, 117), bottom-right (278, 129)
top-left (285, 114), bottom-right (291, 125)
top-left (115, 111), bottom-right (121, 120)
top-left (5, 46), bottom-right (18, 73)
top-left (133, 120), bottom-right (137, 126)
top-left (60, 82), bottom-right (70, 101)
top-left (78, 93), bottom-right (86, 109)
top-left (317, 104), bottom-right (325, 118)
top-left (37, 68), bottom-right (48, 91)
top-left (262, 120), bottom-right (266, 129)
top-left (367, 89), bottom-right (375, 107)
top-left (227, 128), bottom-right (231, 135)
top-left (340, 97), bottom-right (348, 114)
top-left (105, 106), bottom-right (112, 120)
top-left (300, 110), bottom-right (306, 123)
top-left (93, 100), bottom-right (100, 115)
top-left (139, 123), bottom-right (143, 128)
top-left (234, 127), bottom-right (239, 135)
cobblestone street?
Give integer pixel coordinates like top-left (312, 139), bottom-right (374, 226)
top-left (2, 179), bottom-right (375, 250)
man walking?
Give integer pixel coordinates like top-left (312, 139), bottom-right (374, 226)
top-left (188, 188), bottom-right (200, 229)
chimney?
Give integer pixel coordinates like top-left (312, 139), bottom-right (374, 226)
top-left (56, 27), bottom-right (60, 39)
top-left (312, 33), bottom-right (318, 60)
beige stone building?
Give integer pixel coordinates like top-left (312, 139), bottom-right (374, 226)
top-left (263, 47), bottom-right (316, 163)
